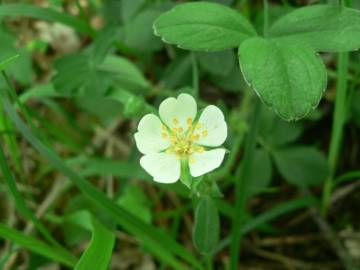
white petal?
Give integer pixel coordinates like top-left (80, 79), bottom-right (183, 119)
top-left (134, 114), bottom-right (170, 155)
top-left (159, 93), bottom-right (197, 132)
top-left (196, 105), bottom-right (227, 147)
top-left (189, 148), bottom-right (226, 177)
top-left (140, 153), bottom-right (180, 183)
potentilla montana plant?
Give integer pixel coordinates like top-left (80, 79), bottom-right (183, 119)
top-left (134, 93), bottom-right (227, 187)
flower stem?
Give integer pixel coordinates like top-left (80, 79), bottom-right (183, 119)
top-left (229, 99), bottom-right (261, 270)
top-left (191, 52), bottom-right (199, 98)
top-left (322, 52), bottom-right (349, 215)
top-left (321, 0), bottom-right (350, 215)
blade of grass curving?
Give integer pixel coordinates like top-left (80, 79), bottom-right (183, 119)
top-left (214, 196), bottom-right (318, 255)
top-left (72, 211), bottom-right (115, 270)
top-left (0, 76), bottom-right (202, 270)
top-left (0, 142), bottom-right (67, 250)
top-left (0, 100), bottom-right (21, 173)
top-left (0, 223), bottom-right (77, 268)
top-left (0, 54), bottom-right (19, 71)
top-left (0, 4), bottom-right (94, 36)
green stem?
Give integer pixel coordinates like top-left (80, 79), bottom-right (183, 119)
top-left (212, 89), bottom-right (253, 181)
top-left (191, 52), bottom-right (199, 98)
top-left (322, 52), bottom-right (349, 215)
top-left (263, 0), bottom-right (269, 37)
top-left (229, 100), bottom-right (261, 270)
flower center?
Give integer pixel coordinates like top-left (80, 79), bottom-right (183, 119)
top-left (162, 117), bottom-right (207, 160)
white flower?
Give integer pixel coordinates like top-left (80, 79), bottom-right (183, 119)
top-left (134, 93), bottom-right (227, 184)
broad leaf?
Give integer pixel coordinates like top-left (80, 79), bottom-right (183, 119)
top-left (193, 196), bottom-right (220, 255)
top-left (238, 37), bottom-right (327, 121)
top-left (245, 149), bottom-right (272, 197)
top-left (197, 50), bottom-right (236, 76)
top-left (154, 2), bottom-right (256, 51)
top-left (273, 146), bottom-right (329, 187)
top-left (72, 212), bottom-right (115, 270)
top-left (270, 5), bottom-right (360, 52)
top-left (258, 106), bottom-right (304, 147)
top-left (124, 9), bottom-right (164, 51)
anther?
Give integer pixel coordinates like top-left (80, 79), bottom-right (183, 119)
top-left (186, 117), bottom-right (193, 126)
top-left (172, 118), bottom-right (179, 125)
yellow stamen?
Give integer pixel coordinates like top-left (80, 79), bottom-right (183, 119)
top-left (202, 130), bottom-right (208, 137)
top-left (178, 127), bottom-right (183, 133)
top-left (192, 134), bottom-right (200, 141)
top-left (197, 147), bottom-right (204, 153)
top-left (172, 118), bottom-right (179, 125)
top-left (186, 117), bottom-right (193, 126)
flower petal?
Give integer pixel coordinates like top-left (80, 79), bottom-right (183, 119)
top-left (159, 93), bottom-right (197, 132)
top-left (196, 105), bottom-right (227, 147)
top-left (189, 148), bottom-right (226, 177)
top-left (134, 114), bottom-right (170, 155)
top-left (140, 153), bottom-right (180, 183)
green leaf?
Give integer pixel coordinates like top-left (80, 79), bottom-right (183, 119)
top-left (245, 149), bottom-right (272, 197)
top-left (258, 106), bottom-right (304, 147)
top-left (124, 9), bottom-right (164, 52)
top-left (120, 0), bottom-right (146, 23)
top-left (0, 54), bottom-right (19, 71)
top-left (0, 30), bottom-right (33, 85)
top-left (238, 37), bottom-right (327, 121)
top-left (118, 185), bottom-right (152, 223)
top-left (162, 54), bottom-right (192, 89)
top-left (273, 146), bottom-right (329, 187)
top-left (0, 4), bottom-right (94, 36)
top-left (53, 53), bottom-right (149, 96)
top-left (52, 53), bottom-right (109, 95)
top-left (99, 55), bottom-right (150, 92)
top-left (73, 212), bottom-right (115, 270)
top-left (153, 2), bottom-right (256, 52)
top-left (193, 196), bottom-right (220, 255)
top-left (209, 64), bottom-right (246, 92)
top-left (269, 5), bottom-right (360, 52)
top-left (0, 223), bottom-right (77, 268)
top-left (197, 50), bottom-right (235, 76)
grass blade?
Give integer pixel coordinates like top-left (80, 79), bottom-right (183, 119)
top-left (0, 142), bottom-right (64, 249)
top-left (0, 4), bottom-right (94, 36)
top-left (72, 211), bottom-right (115, 270)
top-left (214, 196), bottom-right (318, 254)
top-left (0, 223), bottom-right (77, 268)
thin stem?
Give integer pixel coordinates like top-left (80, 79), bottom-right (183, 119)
top-left (229, 100), bottom-right (261, 270)
top-left (321, 0), bottom-right (350, 216)
top-left (322, 52), bottom-right (349, 215)
top-left (191, 52), bottom-right (199, 98)
top-left (212, 89), bottom-right (253, 181)
top-left (263, 0), bottom-right (269, 37)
